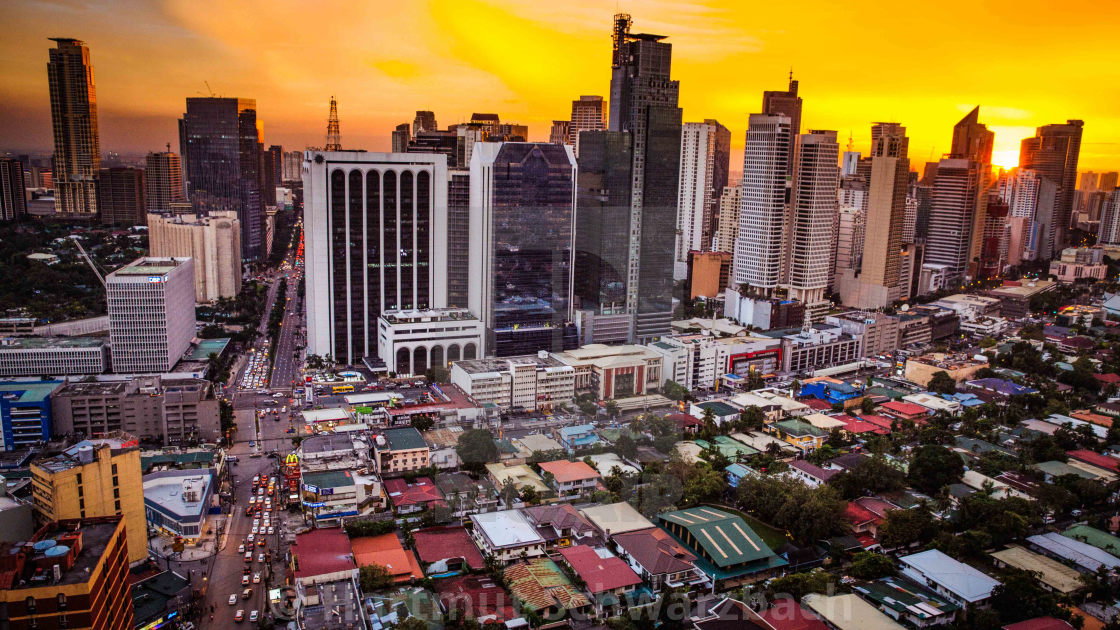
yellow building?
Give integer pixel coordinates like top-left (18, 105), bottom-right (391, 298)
top-left (30, 433), bottom-right (148, 564)
top-left (903, 352), bottom-right (987, 387)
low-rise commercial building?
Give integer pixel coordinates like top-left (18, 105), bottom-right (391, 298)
top-left (647, 333), bottom-right (782, 390)
top-left (301, 469), bottom-right (360, 525)
top-left (470, 509), bottom-right (546, 564)
top-left (759, 325), bottom-right (864, 376)
top-left (825, 312), bottom-right (899, 358)
top-left (931, 294), bottom-right (1002, 321)
top-left (450, 353), bottom-right (575, 412)
top-left (987, 280), bottom-right (1056, 319)
top-left (904, 353), bottom-right (988, 387)
top-left (142, 468), bottom-right (215, 538)
top-left (0, 337), bottom-right (108, 376)
top-left (989, 545), bottom-right (1083, 594)
top-left (0, 380), bottom-right (62, 451)
top-left (553, 344), bottom-right (664, 399)
top-left (373, 427), bottom-right (430, 477)
top-left (377, 308), bottom-right (485, 376)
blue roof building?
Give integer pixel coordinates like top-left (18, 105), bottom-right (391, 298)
top-left (725, 463), bottom-right (759, 488)
top-left (939, 392), bottom-right (984, 408)
top-left (800, 379), bottom-right (863, 405)
top-left (965, 378), bottom-right (1039, 397)
top-left (0, 381), bottom-right (62, 451)
top-left (558, 424), bottom-right (599, 450)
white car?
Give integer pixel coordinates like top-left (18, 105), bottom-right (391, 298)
top-left (238, 544), bottom-right (245, 553)
top-left (251, 526), bottom-right (258, 535)
top-left (258, 553), bottom-right (265, 563)
top-left (253, 572), bottom-right (261, 584)
top-left (229, 594), bottom-right (238, 605)
top-left (267, 527), bottom-right (275, 535)
top-left (241, 574), bottom-right (250, 586)
top-left (249, 610), bottom-right (259, 623)
top-left (247, 534), bottom-right (255, 543)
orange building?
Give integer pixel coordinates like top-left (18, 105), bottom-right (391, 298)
top-left (687, 251), bottom-right (732, 299)
top-left (350, 533), bottom-right (423, 583)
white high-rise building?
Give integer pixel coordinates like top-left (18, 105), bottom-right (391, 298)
top-left (734, 114), bottom-right (791, 293)
top-left (1099, 190), bottom-right (1120, 246)
top-left (675, 120), bottom-right (730, 279)
top-left (567, 95), bottom-right (607, 157)
top-left (303, 151), bottom-right (450, 367)
top-left (107, 257), bottom-right (196, 374)
top-left (787, 130), bottom-right (839, 315)
top-left (834, 207), bottom-right (866, 274)
top-left (147, 211), bottom-right (242, 302)
top-left (715, 185), bottom-right (741, 252)
top-left (999, 168), bottom-right (1057, 261)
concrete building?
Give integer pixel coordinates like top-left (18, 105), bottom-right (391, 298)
top-left (0, 516), bottom-right (134, 630)
top-left (96, 167), bottom-right (145, 226)
top-left (48, 39), bottom-right (101, 218)
top-left (898, 549), bottom-right (1000, 608)
top-left (376, 308), bottom-right (484, 376)
top-left (1050, 247), bottom-right (1107, 283)
top-left (470, 142), bottom-right (579, 356)
top-left (1020, 120), bottom-right (1083, 250)
top-left (303, 151), bottom-right (449, 367)
top-left (904, 353), bottom-right (988, 387)
top-left (931, 294), bottom-right (1002, 321)
top-left (469, 510), bottom-right (546, 564)
top-left (30, 434), bottom-right (148, 564)
top-left (373, 427), bottom-right (430, 477)
top-left (825, 311), bottom-right (899, 358)
top-left (450, 354), bottom-right (575, 412)
top-left (837, 123), bottom-right (910, 309)
top-left (0, 157), bottom-right (28, 221)
top-left (734, 114), bottom-right (791, 295)
top-left (142, 468), bottom-right (215, 538)
top-left (714, 184), bottom-right (741, 252)
top-left (0, 381), bottom-right (62, 451)
top-left (675, 120), bottom-right (730, 278)
top-left (687, 251), bottom-right (732, 299)
top-left (788, 130), bottom-right (840, 318)
top-left (987, 279), bottom-right (1056, 319)
top-left (144, 151), bottom-right (185, 213)
top-left (759, 325), bottom-right (864, 375)
top-left (647, 333), bottom-right (782, 390)
top-left (567, 95), bottom-right (607, 155)
top-left (147, 211), bottom-right (242, 302)
top-left (553, 344), bottom-right (664, 399)
top-left (107, 257), bottom-right (195, 374)
top-left (51, 376), bottom-right (221, 446)
top-left (0, 337), bottom-right (108, 377)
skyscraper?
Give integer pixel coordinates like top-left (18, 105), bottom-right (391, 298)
top-left (107, 257), bottom-right (196, 374)
top-left (264, 144), bottom-right (283, 205)
top-left (470, 143), bottom-right (579, 356)
top-left (787, 130), bottom-right (839, 316)
top-left (568, 95), bottom-right (607, 155)
top-left (1020, 120), bottom-right (1083, 251)
top-left (734, 114), bottom-right (792, 293)
top-left (144, 150), bottom-right (185, 213)
top-left (575, 130), bottom-right (633, 344)
top-left (608, 14), bottom-right (682, 341)
top-left (1099, 190), bottom-right (1120, 246)
top-left (925, 107), bottom-right (995, 282)
top-left (674, 119), bottom-right (730, 279)
top-left (392, 123), bottom-right (411, 153)
top-left (179, 97), bottom-right (265, 260)
top-left (761, 75), bottom-right (802, 180)
top-left (1100, 172), bottom-right (1119, 192)
top-left (836, 123), bottom-right (910, 309)
top-left (47, 38), bottom-right (100, 217)
top-left (549, 120), bottom-right (571, 145)
top-left (714, 184), bottom-right (741, 253)
top-left (96, 167), bottom-right (145, 225)
top-left (1079, 172), bottom-right (1100, 192)
top-left (303, 152), bottom-right (449, 367)
top-left (0, 157), bottom-right (28, 221)
top-left (413, 110), bottom-right (437, 135)
top-left (148, 211), bottom-right (242, 302)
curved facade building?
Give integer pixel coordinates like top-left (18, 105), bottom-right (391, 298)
top-left (147, 211), bottom-right (242, 302)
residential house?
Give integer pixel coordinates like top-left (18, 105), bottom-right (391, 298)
top-left (612, 526), bottom-right (706, 592)
top-left (803, 593), bottom-right (906, 630)
top-left (853, 576), bottom-right (959, 627)
top-left (557, 424), bottom-right (600, 450)
top-left (769, 419), bottom-right (827, 451)
top-left (580, 502), bottom-right (656, 538)
top-left (989, 545), bottom-right (1083, 594)
top-left (878, 401), bottom-right (932, 424)
top-left (383, 477), bottom-right (447, 515)
top-left (351, 533), bottom-right (424, 583)
top-left (486, 462), bottom-right (550, 500)
top-left (504, 557), bottom-right (592, 622)
top-left (785, 460), bottom-right (840, 487)
top-left (538, 459), bottom-right (601, 499)
top-left (557, 545), bottom-right (643, 617)
top-left (1026, 532), bottom-right (1120, 574)
top-left (411, 526), bottom-right (486, 575)
top-left (469, 509), bottom-right (547, 564)
top-left (523, 503), bottom-right (595, 549)
top-left (374, 427), bottom-right (431, 476)
top-left (898, 549), bottom-right (1000, 607)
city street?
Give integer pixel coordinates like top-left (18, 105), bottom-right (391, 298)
top-left (269, 265), bottom-right (304, 391)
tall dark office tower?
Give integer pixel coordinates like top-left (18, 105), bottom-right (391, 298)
top-left (261, 144), bottom-right (278, 206)
top-left (96, 167), bottom-right (145, 225)
top-left (762, 75), bottom-right (802, 180)
top-left (179, 97), bottom-right (265, 260)
top-left (304, 152), bottom-right (450, 366)
top-left (47, 38), bottom-right (100, 217)
top-left (413, 110), bottom-right (437, 135)
top-left (447, 169), bottom-right (471, 308)
top-left (144, 150), bottom-right (185, 213)
top-left (575, 130), bottom-right (633, 329)
top-left (1020, 120), bottom-right (1083, 251)
top-left (0, 158), bottom-right (28, 221)
top-left (607, 14), bottom-right (682, 341)
top-left (392, 123), bottom-right (411, 153)
top-left (469, 143), bottom-right (579, 356)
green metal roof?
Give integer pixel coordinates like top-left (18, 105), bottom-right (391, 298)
top-left (697, 400), bottom-right (738, 417)
top-left (380, 427), bottom-right (427, 451)
top-left (1062, 525), bottom-right (1120, 558)
top-left (0, 381), bottom-right (63, 402)
top-left (774, 419), bottom-right (828, 437)
top-left (657, 506), bottom-right (778, 568)
top-left (302, 469), bottom-right (355, 489)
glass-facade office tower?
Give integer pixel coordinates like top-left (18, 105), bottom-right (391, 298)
top-left (145, 151), bottom-right (185, 213)
top-left (96, 167), bottom-right (145, 226)
top-left (470, 143), bottom-right (579, 356)
top-left (178, 97), bottom-right (265, 260)
top-left (1020, 120), bottom-right (1083, 251)
top-left (47, 38), bottom-right (100, 217)
top-left (734, 114), bottom-right (792, 293)
top-left (608, 14), bottom-right (682, 342)
top-left (575, 131), bottom-right (633, 324)
top-left (0, 158), bottom-right (28, 221)
top-left (304, 152), bottom-right (450, 367)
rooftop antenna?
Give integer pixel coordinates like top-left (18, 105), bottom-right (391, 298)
top-left (196, 81), bottom-right (218, 98)
top-left (325, 97), bottom-right (342, 151)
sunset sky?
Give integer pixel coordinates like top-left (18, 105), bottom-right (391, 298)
top-left (3, 0), bottom-right (1120, 173)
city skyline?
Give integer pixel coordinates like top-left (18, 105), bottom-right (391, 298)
top-left (1, 0), bottom-right (1119, 172)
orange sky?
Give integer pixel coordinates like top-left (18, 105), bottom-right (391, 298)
top-left (3, 0), bottom-right (1120, 173)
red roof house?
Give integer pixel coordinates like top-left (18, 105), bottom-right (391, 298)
top-left (556, 544), bottom-right (642, 595)
top-left (412, 526), bottom-right (486, 571)
top-left (758, 598), bottom-right (831, 630)
top-left (878, 401), bottom-right (931, 424)
top-left (383, 477), bottom-right (447, 514)
top-left (1067, 449), bottom-right (1120, 472)
top-left (291, 527), bottom-right (356, 582)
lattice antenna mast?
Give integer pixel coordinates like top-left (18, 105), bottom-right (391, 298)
top-left (325, 96), bottom-right (341, 151)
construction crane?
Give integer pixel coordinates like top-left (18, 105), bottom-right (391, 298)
top-left (70, 237), bottom-right (106, 287)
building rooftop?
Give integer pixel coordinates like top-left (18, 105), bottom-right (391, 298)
top-left (384, 477), bottom-right (446, 509)
top-left (412, 526), bottom-right (485, 570)
top-left (853, 575), bottom-right (958, 620)
top-left (453, 354), bottom-right (568, 375)
top-left (557, 545), bottom-right (642, 594)
top-left (131, 570), bottom-right (190, 627)
top-left (0, 336), bottom-right (106, 350)
top-left (109, 257), bottom-right (190, 277)
top-left (471, 509), bottom-right (545, 549)
top-left (291, 527), bottom-right (356, 580)
top-left (658, 506), bottom-right (778, 568)
top-left (773, 419), bottom-right (828, 437)
top-left (1027, 532), bottom-right (1120, 572)
top-left (537, 459), bottom-right (600, 484)
top-left (186, 337), bottom-right (230, 360)
top-left (301, 433), bottom-right (360, 455)
top-left (612, 526), bottom-right (697, 575)
top-left (350, 533), bottom-right (423, 583)
top-left (756, 598), bottom-right (830, 630)
top-left (378, 427), bottom-right (427, 451)
top-left (1, 517), bottom-right (124, 590)
top-left (988, 279), bottom-right (1056, 298)
top-left (504, 557), bottom-right (590, 614)
top-left (34, 433), bottom-right (139, 474)
top-left (803, 593), bottom-right (905, 630)
top-left (579, 502), bottom-right (655, 537)
top-left (990, 545), bottom-right (1083, 593)
top-left (1061, 525), bottom-right (1120, 558)
top-left (301, 469), bottom-right (355, 490)
top-left (899, 549), bottom-right (1000, 603)
top-left (142, 470), bottom-right (213, 519)
top-left (0, 380), bottom-right (63, 403)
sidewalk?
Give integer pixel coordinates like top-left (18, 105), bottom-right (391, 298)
top-left (149, 514), bottom-right (227, 562)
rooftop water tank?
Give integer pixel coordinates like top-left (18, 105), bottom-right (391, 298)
top-left (32, 539), bottom-right (57, 552)
top-left (44, 545), bottom-right (70, 558)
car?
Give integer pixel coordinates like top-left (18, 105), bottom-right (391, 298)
top-left (248, 441), bottom-right (255, 447)
top-left (249, 610), bottom-right (259, 623)
top-left (267, 526), bottom-right (275, 535)
top-left (258, 538), bottom-right (266, 547)
top-left (234, 610), bottom-right (244, 623)
top-left (244, 551), bottom-right (252, 563)
top-left (229, 594), bottom-right (238, 606)
top-left (247, 533), bottom-right (255, 542)
top-left (242, 588), bottom-right (253, 599)
top-left (241, 574), bottom-right (250, 586)
top-left (251, 526), bottom-right (258, 535)
top-left (238, 544), bottom-right (245, 553)
top-left (258, 553), bottom-right (265, 563)
top-left (252, 519), bottom-right (260, 527)
top-left (253, 572), bottom-right (261, 584)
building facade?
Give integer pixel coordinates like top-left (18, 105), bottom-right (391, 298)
top-left (147, 211), bottom-right (242, 302)
top-left (179, 97), bottom-right (265, 259)
top-left (450, 355), bottom-right (576, 412)
top-left (735, 114), bottom-right (792, 294)
top-left (47, 38), bottom-right (100, 218)
top-left (0, 381), bottom-right (62, 451)
top-left (0, 337), bottom-right (108, 377)
top-left (106, 257), bottom-right (196, 374)
top-left (144, 151), bottom-right (185, 213)
top-left (788, 130), bottom-right (840, 316)
top-left (304, 151), bottom-right (449, 366)
top-left (1020, 120), bottom-right (1083, 250)
top-left (568, 95), bottom-right (607, 155)
top-left (0, 157), bottom-right (28, 221)
top-left (96, 167), bottom-right (145, 225)
top-left (675, 120), bottom-right (731, 278)
top-left (376, 308), bottom-right (484, 376)
top-left (714, 184), bottom-right (741, 252)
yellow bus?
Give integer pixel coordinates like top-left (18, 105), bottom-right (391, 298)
top-left (331, 384), bottom-right (354, 394)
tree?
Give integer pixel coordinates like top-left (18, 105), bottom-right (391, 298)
top-left (520, 486), bottom-right (541, 506)
top-left (829, 455), bottom-right (907, 499)
top-left (359, 563), bottom-right (394, 592)
top-left (500, 477), bottom-right (519, 507)
top-left (878, 506), bottom-right (938, 549)
top-left (927, 370), bottom-right (957, 395)
top-left (860, 397), bottom-right (876, 414)
top-left (616, 433), bottom-right (638, 460)
top-left (908, 444), bottom-right (964, 494)
top-left (605, 400), bottom-right (620, 419)
top-left (661, 380), bottom-right (690, 402)
top-left (989, 569), bottom-right (1072, 626)
top-left (681, 464), bottom-right (725, 506)
top-left (849, 552), bottom-right (897, 579)
top-left (700, 406), bottom-right (718, 435)
top-left (738, 406), bottom-right (764, 431)
top-left (411, 415), bottom-right (435, 432)
top-left (456, 429), bottom-right (499, 472)
top-left (767, 570), bottom-right (833, 601)
top-left (393, 618), bottom-right (429, 630)
top-left (345, 520), bottom-right (396, 538)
